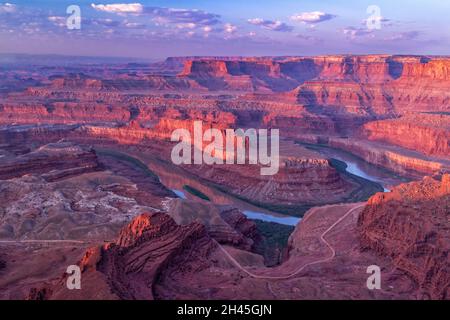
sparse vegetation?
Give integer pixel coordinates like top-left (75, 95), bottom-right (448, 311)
top-left (95, 149), bottom-right (159, 180)
top-left (253, 220), bottom-right (295, 267)
top-left (183, 185), bottom-right (211, 201)
top-left (210, 183), bottom-right (312, 216)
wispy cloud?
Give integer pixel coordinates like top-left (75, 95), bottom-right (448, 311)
top-left (0, 2), bottom-right (16, 13)
top-left (93, 18), bottom-right (122, 27)
top-left (47, 16), bottom-right (66, 28)
top-left (91, 3), bottom-right (221, 27)
top-left (91, 3), bottom-right (143, 14)
top-left (224, 23), bottom-right (237, 34)
top-left (297, 34), bottom-right (322, 42)
top-left (123, 21), bottom-right (146, 29)
top-left (343, 26), bottom-right (374, 40)
top-left (0, 1), bottom-right (443, 58)
top-left (148, 8), bottom-right (220, 27)
top-left (385, 31), bottom-right (420, 41)
top-left (291, 11), bottom-right (336, 24)
top-left (248, 18), bottom-right (293, 32)
top-left (361, 16), bottom-right (392, 27)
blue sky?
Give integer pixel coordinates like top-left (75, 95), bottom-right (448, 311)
top-left (0, 0), bottom-right (449, 59)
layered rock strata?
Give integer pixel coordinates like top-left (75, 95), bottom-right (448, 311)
top-left (359, 175), bottom-right (450, 299)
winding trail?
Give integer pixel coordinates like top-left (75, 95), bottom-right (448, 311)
top-left (215, 203), bottom-right (366, 280)
top-left (0, 203), bottom-right (365, 281)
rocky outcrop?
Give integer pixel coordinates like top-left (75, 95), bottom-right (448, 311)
top-left (184, 157), bottom-right (353, 212)
top-left (0, 142), bottom-right (101, 181)
top-left (361, 114), bottom-right (450, 157)
top-left (71, 108), bottom-right (237, 144)
top-left (292, 56), bottom-right (450, 115)
top-left (0, 124), bottom-right (80, 146)
top-left (164, 199), bottom-right (259, 251)
top-left (323, 136), bottom-right (450, 177)
top-left (358, 175), bottom-right (450, 299)
top-left (177, 55), bottom-right (450, 116)
top-left (0, 174), bottom-right (163, 240)
top-left (180, 59), bottom-right (299, 92)
top-left (47, 212), bottom-right (216, 300)
top-left (0, 142), bottom-right (175, 240)
top-left (219, 207), bottom-right (260, 244)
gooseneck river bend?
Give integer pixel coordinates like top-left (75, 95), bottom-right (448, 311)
top-left (163, 144), bottom-right (409, 227)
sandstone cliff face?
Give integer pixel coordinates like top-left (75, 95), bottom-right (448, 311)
top-left (293, 56), bottom-right (450, 115)
top-left (2, 55), bottom-right (448, 143)
top-left (178, 55), bottom-right (450, 115)
top-left (0, 101), bottom-right (131, 125)
top-left (0, 124), bottom-right (79, 146)
top-left (48, 72), bottom-right (201, 91)
top-left (184, 157), bottom-right (352, 209)
top-left (358, 175), bottom-right (450, 299)
top-left (2, 55), bottom-right (449, 118)
top-left (180, 55), bottom-right (399, 84)
top-left (71, 108), bottom-right (237, 144)
top-left (361, 114), bottom-right (450, 157)
top-left (0, 142), bottom-right (100, 181)
top-left (325, 137), bottom-right (450, 177)
top-left (219, 207), bottom-right (260, 244)
top-left (62, 212), bottom-right (215, 300)
top-left (262, 111), bottom-right (336, 135)
top-left (164, 200), bottom-right (260, 251)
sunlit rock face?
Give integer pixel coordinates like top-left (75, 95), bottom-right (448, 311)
top-left (360, 114), bottom-right (450, 157)
top-left (180, 55), bottom-right (450, 114)
top-left (359, 175), bottom-right (450, 300)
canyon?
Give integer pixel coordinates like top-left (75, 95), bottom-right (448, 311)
top-left (0, 54), bottom-right (448, 300)
top-left (19, 175), bottom-right (450, 300)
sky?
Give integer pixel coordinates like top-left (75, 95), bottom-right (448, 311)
top-left (0, 0), bottom-right (449, 59)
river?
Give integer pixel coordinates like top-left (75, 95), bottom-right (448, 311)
top-left (170, 188), bottom-right (300, 226)
top-left (105, 148), bottom-right (407, 227)
top-left (171, 189), bottom-right (187, 199)
top-left (242, 210), bottom-right (300, 226)
top-left (300, 143), bottom-right (410, 192)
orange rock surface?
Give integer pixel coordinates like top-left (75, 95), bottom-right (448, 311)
top-left (359, 175), bottom-right (450, 299)
top-left (361, 114), bottom-right (450, 157)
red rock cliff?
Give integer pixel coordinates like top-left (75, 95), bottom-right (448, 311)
top-left (358, 175), bottom-right (450, 299)
top-left (361, 114), bottom-right (450, 157)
